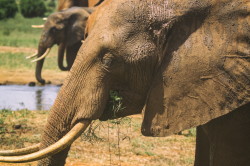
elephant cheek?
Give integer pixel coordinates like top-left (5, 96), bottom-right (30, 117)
top-left (70, 80), bottom-right (111, 125)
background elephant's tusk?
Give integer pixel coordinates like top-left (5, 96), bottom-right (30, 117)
top-left (31, 25), bottom-right (44, 28)
top-left (0, 120), bottom-right (91, 163)
top-left (42, 17), bottom-right (47, 21)
top-left (0, 144), bottom-right (40, 156)
top-left (26, 52), bottom-right (38, 59)
top-left (31, 48), bottom-right (51, 63)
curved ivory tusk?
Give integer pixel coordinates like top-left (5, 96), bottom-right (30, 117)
top-left (31, 25), bottom-right (44, 28)
top-left (26, 52), bottom-right (38, 59)
top-left (43, 17), bottom-right (47, 21)
top-left (0, 144), bottom-right (40, 156)
top-left (0, 120), bottom-right (91, 163)
top-left (31, 48), bottom-right (51, 63)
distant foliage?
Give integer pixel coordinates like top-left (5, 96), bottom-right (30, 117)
top-left (48, 0), bottom-right (56, 8)
top-left (46, 0), bottom-right (56, 13)
top-left (20, 0), bottom-right (47, 18)
top-left (0, 0), bottom-right (18, 20)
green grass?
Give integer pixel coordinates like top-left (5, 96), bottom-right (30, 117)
top-left (0, 52), bottom-right (59, 70)
top-left (0, 13), bottom-right (44, 47)
top-left (0, 109), bottom-right (46, 148)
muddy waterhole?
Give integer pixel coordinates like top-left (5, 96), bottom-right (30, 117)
top-left (0, 85), bottom-right (60, 110)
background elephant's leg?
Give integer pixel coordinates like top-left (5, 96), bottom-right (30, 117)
top-left (58, 43), bottom-right (68, 71)
top-left (194, 126), bottom-right (210, 166)
top-left (66, 42), bottom-right (82, 70)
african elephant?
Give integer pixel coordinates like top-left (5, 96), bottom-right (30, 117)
top-left (29, 7), bottom-right (93, 84)
top-left (0, 0), bottom-right (249, 165)
top-left (57, 0), bottom-right (103, 10)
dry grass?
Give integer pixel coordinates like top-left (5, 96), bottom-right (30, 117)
top-left (0, 110), bottom-right (195, 166)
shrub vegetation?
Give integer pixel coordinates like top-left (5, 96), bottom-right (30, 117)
top-left (0, 0), bottom-right (18, 20)
top-left (20, 0), bottom-right (47, 18)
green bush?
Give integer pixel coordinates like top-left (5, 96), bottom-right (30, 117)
top-left (0, 0), bottom-right (18, 20)
top-left (20, 0), bottom-right (46, 18)
top-left (46, 0), bottom-right (56, 13)
top-left (48, 0), bottom-right (56, 8)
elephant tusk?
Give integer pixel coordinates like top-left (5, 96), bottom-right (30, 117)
top-left (0, 120), bottom-right (91, 163)
top-left (31, 48), bottom-right (51, 63)
top-left (0, 144), bottom-right (40, 156)
top-left (26, 52), bottom-right (38, 59)
top-left (42, 17), bottom-right (47, 21)
top-left (31, 25), bottom-right (44, 28)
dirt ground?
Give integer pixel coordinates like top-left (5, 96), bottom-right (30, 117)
top-left (0, 69), bottom-right (67, 85)
top-left (0, 111), bottom-right (195, 166)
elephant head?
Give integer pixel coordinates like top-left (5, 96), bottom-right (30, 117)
top-left (29, 7), bottom-right (93, 84)
top-left (0, 0), bottom-right (249, 165)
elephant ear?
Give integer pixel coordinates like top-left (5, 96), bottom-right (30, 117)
top-left (141, 12), bottom-right (250, 137)
top-left (66, 10), bottom-right (89, 45)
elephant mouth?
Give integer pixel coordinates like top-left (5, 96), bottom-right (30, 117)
top-left (26, 48), bottom-right (51, 62)
top-left (100, 88), bottom-right (145, 121)
top-left (99, 90), bottom-right (124, 121)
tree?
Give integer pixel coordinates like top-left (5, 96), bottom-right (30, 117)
top-left (0, 0), bottom-right (18, 20)
top-left (20, 0), bottom-right (46, 18)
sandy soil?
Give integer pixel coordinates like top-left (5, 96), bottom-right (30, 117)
top-left (0, 46), bottom-right (36, 54)
top-left (0, 69), bottom-right (67, 85)
top-left (0, 112), bottom-right (195, 166)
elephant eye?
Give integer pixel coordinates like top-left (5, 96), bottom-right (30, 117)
top-left (51, 27), bottom-right (58, 33)
top-left (102, 53), bottom-right (113, 67)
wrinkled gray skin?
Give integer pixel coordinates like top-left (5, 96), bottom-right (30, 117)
top-left (36, 7), bottom-right (93, 84)
top-left (30, 0), bottom-right (249, 165)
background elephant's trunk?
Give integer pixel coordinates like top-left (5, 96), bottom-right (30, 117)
top-left (35, 44), bottom-right (49, 84)
top-left (58, 43), bottom-right (69, 71)
top-left (58, 42), bottom-right (82, 71)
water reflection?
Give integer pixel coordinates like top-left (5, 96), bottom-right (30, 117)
top-left (36, 89), bottom-right (43, 110)
top-left (0, 85), bottom-right (60, 110)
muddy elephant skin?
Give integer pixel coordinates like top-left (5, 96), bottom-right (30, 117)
top-left (0, 0), bottom-right (249, 165)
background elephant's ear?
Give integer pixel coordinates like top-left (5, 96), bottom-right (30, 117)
top-left (141, 45), bottom-right (250, 137)
top-left (66, 12), bottom-right (89, 45)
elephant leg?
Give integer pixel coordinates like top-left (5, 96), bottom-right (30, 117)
top-left (58, 43), bottom-right (68, 71)
top-left (194, 126), bottom-right (210, 166)
top-left (199, 103), bottom-right (250, 166)
top-left (66, 42), bottom-right (82, 70)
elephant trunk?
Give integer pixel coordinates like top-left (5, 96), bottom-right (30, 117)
top-left (35, 44), bottom-right (49, 84)
top-left (0, 38), bottom-right (109, 165)
top-left (58, 43), bottom-right (69, 71)
top-left (58, 42), bottom-right (82, 71)
top-left (37, 43), bottom-right (110, 165)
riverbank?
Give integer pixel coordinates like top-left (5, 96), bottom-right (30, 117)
top-left (0, 69), bottom-right (67, 85)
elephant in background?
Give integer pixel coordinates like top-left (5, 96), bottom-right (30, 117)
top-left (0, 0), bottom-right (249, 166)
top-left (29, 7), bottom-right (93, 84)
top-left (57, 0), bottom-right (103, 10)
